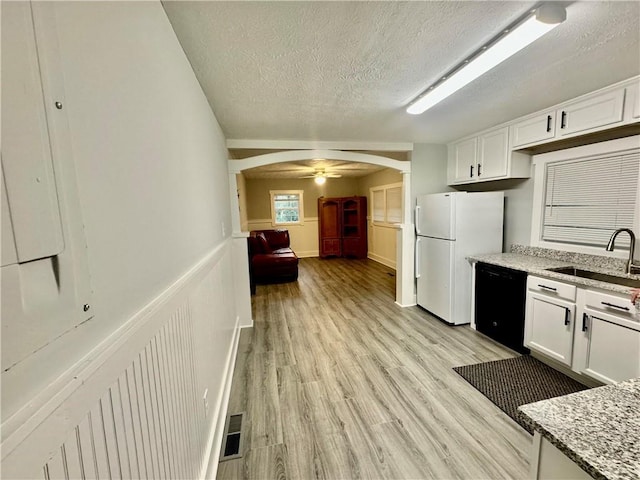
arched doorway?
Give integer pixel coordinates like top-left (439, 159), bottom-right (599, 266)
top-left (228, 149), bottom-right (414, 313)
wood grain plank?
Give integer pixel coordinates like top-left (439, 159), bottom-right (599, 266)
top-left (219, 257), bottom-right (530, 479)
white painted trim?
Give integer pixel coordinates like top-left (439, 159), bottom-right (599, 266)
top-left (368, 252), bottom-right (396, 270)
top-left (203, 317), bottom-right (242, 479)
top-left (226, 139), bottom-right (414, 152)
top-left (395, 300), bottom-right (418, 308)
top-left (1, 239), bottom-right (231, 457)
top-left (296, 250), bottom-right (319, 258)
top-left (247, 217), bottom-right (319, 226)
top-left (228, 149), bottom-right (411, 174)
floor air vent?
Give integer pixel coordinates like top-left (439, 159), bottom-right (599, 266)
top-left (220, 412), bottom-right (245, 461)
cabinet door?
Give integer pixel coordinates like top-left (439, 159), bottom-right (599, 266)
top-left (510, 111), bottom-right (556, 148)
top-left (525, 292), bottom-right (575, 366)
top-left (318, 198), bottom-right (341, 257)
top-left (452, 137), bottom-right (477, 182)
top-left (556, 89), bottom-right (625, 137)
top-left (581, 310), bottom-right (640, 384)
top-left (477, 127), bottom-right (508, 180)
top-left (627, 82), bottom-right (640, 119)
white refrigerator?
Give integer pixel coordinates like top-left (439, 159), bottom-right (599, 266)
top-left (415, 192), bottom-right (504, 325)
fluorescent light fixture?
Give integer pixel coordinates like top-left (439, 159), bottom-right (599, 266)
top-left (314, 176), bottom-right (327, 185)
top-left (407, 5), bottom-right (566, 115)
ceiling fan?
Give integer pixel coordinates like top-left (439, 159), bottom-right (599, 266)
top-left (299, 168), bottom-right (342, 184)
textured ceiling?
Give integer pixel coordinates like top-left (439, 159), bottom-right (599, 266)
top-left (163, 1), bottom-right (640, 145)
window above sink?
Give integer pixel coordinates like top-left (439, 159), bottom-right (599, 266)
top-left (530, 136), bottom-right (640, 259)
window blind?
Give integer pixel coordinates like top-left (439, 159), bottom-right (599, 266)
top-left (386, 187), bottom-right (402, 223)
top-left (542, 151), bottom-right (639, 248)
top-left (372, 190), bottom-right (385, 222)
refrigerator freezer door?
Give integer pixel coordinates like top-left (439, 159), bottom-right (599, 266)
top-left (416, 193), bottom-right (456, 240)
top-left (416, 236), bottom-right (454, 323)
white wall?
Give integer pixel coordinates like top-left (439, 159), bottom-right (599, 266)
top-left (457, 178), bottom-right (534, 251)
top-left (410, 144), bottom-right (452, 206)
top-left (411, 143), bottom-right (534, 252)
top-left (1, 2), bottom-right (241, 477)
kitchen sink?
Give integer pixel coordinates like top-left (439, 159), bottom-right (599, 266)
top-left (545, 266), bottom-right (640, 288)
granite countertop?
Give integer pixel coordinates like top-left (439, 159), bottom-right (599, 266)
top-left (518, 378), bottom-right (640, 480)
top-left (468, 252), bottom-right (639, 296)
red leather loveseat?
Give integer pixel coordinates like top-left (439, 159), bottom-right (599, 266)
top-left (248, 230), bottom-right (299, 289)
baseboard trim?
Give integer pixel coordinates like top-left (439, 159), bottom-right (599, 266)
top-left (395, 301), bottom-right (417, 308)
top-left (296, 250), bottom-right (319, 258)
top-left (367, 252), bottom-right (396, 270)
top-left (202, 316), bottom-right (242, 479)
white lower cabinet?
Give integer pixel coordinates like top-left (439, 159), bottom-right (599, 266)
top-left (526, 276), bottom-right (640, 384)
top-left (525, 289), bottom-right (575, 366)
top-left (530, 432), bottom-right (591, 480)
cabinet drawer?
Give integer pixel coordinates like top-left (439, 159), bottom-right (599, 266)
top-left (585, 289), bottom-right (636, 319)
top-left (527, 275), bottom-right (576, 302)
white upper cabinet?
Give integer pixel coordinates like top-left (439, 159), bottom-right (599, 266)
top-left (478, 127), bottom-right (509, 180)
top-left (626, 81), bottom-right (640, 119)
top-left (555, 89), bottom-right (625, 137)
top-left (447, 76), bottom-right (639, 185)
top-left (448, 127), bottom-right (530, 185)
top-left (510, 111), bottom-right (556, 149)
top-left (451, 137), bottom-right (477, 183)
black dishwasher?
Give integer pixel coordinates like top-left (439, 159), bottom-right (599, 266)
top-left (475, 262), bottom-right (529, 354)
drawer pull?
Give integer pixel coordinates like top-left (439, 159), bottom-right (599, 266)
top-left (546, 114), bottom-right (552, 132)
top-left (538, 284), bottom-right (557, 291)
top-left (601, 301), bottom-right (629, 311)
top-left (564, 308), bottom-right (571, 326)
top-left (582, 313), bottom-right (589, 332)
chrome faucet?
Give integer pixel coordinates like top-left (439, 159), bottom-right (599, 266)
top-left (606, 228), bottom-right (640, 274)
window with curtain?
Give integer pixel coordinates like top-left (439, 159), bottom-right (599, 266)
top-left (542, 151), bottom-right (639, 248)
top-left (270, 190), bottom-right (304, 225)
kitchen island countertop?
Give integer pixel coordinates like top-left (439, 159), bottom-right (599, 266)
top-left (518, 377), bottom-right (640, 480)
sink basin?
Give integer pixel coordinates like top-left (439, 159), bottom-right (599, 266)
top-left (545, 266), bottom-right (640, 288)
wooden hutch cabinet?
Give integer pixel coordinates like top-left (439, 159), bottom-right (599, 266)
top-left (318, 196), bottom-right (367, 259)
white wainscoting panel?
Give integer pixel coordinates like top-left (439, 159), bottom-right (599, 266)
top-left (2, 241), bottom-right (241, 479)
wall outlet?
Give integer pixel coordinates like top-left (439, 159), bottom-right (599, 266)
top-left (203, 388), bottom-right (209, 418)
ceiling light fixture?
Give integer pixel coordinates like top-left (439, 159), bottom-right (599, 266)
top-left (406, 3), bottom-right (567, 115)
top-left (314, 176), bottom-right (327, 185)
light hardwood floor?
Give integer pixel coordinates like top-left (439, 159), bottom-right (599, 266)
top-left (218, 258), bottom-right (531, 479)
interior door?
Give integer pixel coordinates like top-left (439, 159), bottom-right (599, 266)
top-left (416, 236), bottom-right (454, 323)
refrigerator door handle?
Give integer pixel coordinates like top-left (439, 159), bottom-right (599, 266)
top-left (415, 238), bottom-right (421, 278)
top-left (415, 205), bottom-right (421, 234)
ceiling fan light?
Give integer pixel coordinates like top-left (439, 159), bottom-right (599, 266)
top-left (314, 176), bottom-right (327, 185)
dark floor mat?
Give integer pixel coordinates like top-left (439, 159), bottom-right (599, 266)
top-left (453, 355), bottom-right (590, 434)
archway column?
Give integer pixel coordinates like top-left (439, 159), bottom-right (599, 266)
top-left (395, 171), bottom-right (416, 307)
